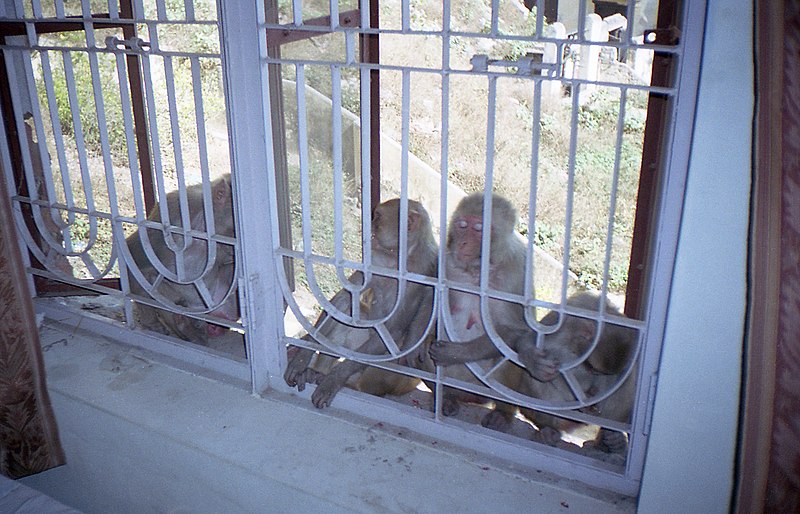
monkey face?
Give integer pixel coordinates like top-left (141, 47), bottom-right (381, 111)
top-left (451, 214), bottom-right (484, 265)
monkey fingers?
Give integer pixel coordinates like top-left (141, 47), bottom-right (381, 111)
top-left (518, 346), bottom-right (560, 382)
top-left (596, 429), bottom-right (629, 454)
top-left (284, 348), bottom-right (315, 388)
top-left (480, 409), bottom-right (514, 432)
top-left (441, 394), bottom-right (461, 417)
top-left (310, 359), bottom-right (365, 408)
top-left (429, 337), bottom-right (502, 366)
top-left (295, 368), bottom-right (325, 392)
top-left (311, 375), bottom-right (343, 408)
top-left (532, 426), bottom-right (562, 446)
top-left (428, 340), bottom-right (469, 366)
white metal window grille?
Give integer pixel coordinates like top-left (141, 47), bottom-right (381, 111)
top-left (262, 0), bottom-right (705, 495)
top-left (0, 0), bottom-right (248, 382)
top-left (0, 0), bottom-right (708, 497)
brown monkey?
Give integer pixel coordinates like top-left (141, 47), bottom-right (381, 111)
top-left (124, 174), bottom-right (239, 344)
top-left (427, 192), bottom-right (535, 420)
top-left (284, 198), bottom-right (437, 408)
top-left (434, 287), bottom-right (638, 453)
top-left (499, 292), bottom-right (637, 453)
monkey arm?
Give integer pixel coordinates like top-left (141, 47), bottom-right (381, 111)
top-left (311, 358), bottom-right (366, 408)
top-left (428, 336), bottom-right (502, 366)
top-left (284, 343), bottom-right (317, 389)
top-left (517, 344), bottom-right (560, 382)
top-left (309, 290), bottom-right (427, 407)
top-left (309, 330), bottom-right (387, 408)
top-left (285, 270), bottom-right (366, 389)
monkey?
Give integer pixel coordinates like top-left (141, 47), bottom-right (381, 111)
top-left (500, 291), bottom-right (637, 453)
top-left (426, 192), bottom-right (536, 421)
top-left (124, 174), bottom-right (239, 344)
top-left (284, 198), bottom-right (438, 408)
top-left (427, 192), bottom-right (639, 450)
top-left (433, 286), bottom-right (638, 454)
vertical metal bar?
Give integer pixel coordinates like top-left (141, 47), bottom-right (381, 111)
top-left (120, 0), bottom-right (156, 216)
top-left (599, 87), bottom-right (627, 297)
top-left (184, 0), bottom-right (194, 22)
top-left (218, 0), bottom-right (283, 393)
top-left (107, 0), bottom-right (119, 19)
top-left (62, 51), bottom-right (98, 231)
top-left (625, 0), bottom-right (708, 482)
top-left (161, 54), bottom-right (194, 282)
top-left (623, 0), bottom-right (637, 44)
top-left (4, 52), bottom-right (66, 255)
top-left (81, 12), bottom-right (120, 279)
top-left (560, 82), bottom-right (581, 305)
top-left (20, 23), bottom-right (60, 228)
top-left (397, 69), bottom-right (411, 272)
top-left (523, 78), bottom-right (543, 326)
top-left (265, 0), bottom-right (295, 292)
top-left (359, 44), bottom-right (373, 264)
top-left (535, 0), bottom-right (545, 38)
top-left (434, 0), bottom-right (453, 421)
top-left (190, 57), bottom-right (214, 233)
top-left (30, 52), bottom-right (72, 236)
top-left (138, 39), bottom-right (174, 272)
top-left (40, 50), bottom-right (75, 223)
top-left (329, 0), bottom-right (338, 30)
top-left (577, 0), bottom-right (587, 41)
top-left (331, 65), bottom-right (351, 290)
top-left (0, 49), bottom-right (57, 276)
top-left (295, 66), bottom-right (314, 262)
top-left (30, 0), bottom-right (42, 18)
top-left (479, 75), bottom-right (498, 323)
top-left (490, 0), bottom-right (499, 36)
top-left (292, 0), bottom-right (302, 26)
top-left (155, 0), bottom-right (167, 21)
top-left (112, 40), bottom-right (143, 323)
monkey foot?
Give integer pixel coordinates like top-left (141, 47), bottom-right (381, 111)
top-left (441, 396), bottom-right (460, 417)
top-left (480, 410), bottom-right (513, 432)
top-left (311, 378), bottom-right (343, 409)
top-left (532, 426), bottom-right (562, 446)
top-left (206, 324), bottom-right (227, 337)
top-left (584, 429), bottom-right (629, 455)
top-left (428, 341), bottom-right (465, 366)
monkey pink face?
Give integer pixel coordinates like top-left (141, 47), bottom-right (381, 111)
top-left (452, 215), bottom-right (484, 264)
top-left (205, 306), bottom-right (239, 337)
top-left (371, 206), bottom-right (398, 252)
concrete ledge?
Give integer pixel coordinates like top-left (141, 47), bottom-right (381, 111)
top-left (21, 320), bottom-right (634, 513)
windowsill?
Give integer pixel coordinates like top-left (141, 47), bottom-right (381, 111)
top-left (22, 317), bottom-right (635, 513)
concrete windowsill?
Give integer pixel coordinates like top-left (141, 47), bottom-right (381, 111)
top-left (21, 319), bottom-right (635, 513)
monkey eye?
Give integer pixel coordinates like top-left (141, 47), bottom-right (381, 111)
top-left (473, 222), bottom-right (483, 231)
top-left (457, 220), bottom-right (468, 229)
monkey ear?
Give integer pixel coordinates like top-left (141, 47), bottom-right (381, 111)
top-left (573, 317), bottom-right (598, 344)
top-left (213, 176), bottom-right (230, 207)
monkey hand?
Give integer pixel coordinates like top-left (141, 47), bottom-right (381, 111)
top-left (311, 375), bottom-right (344, 409)
top-left (518, 346), bottom-right (559, 382)
top-left (428, 340), bottom-right (469, 366)
top-left (297, 369), bottom-right (325, 392)
top-left (284, 350), bottom-right (317, 390)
